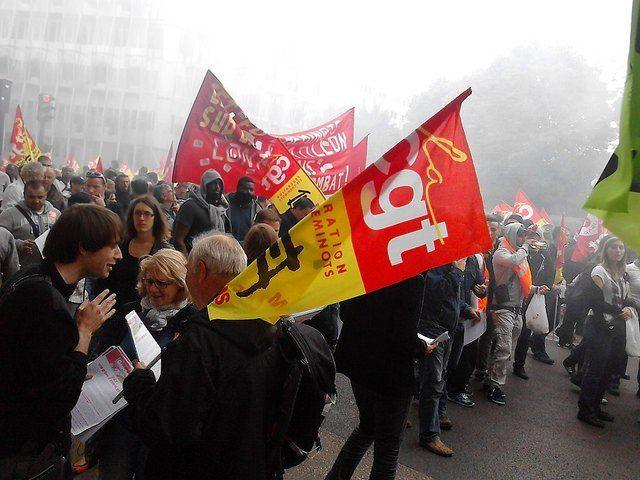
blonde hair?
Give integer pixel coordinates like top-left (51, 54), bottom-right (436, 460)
top-left (137, 248), bottom-right (189, 303)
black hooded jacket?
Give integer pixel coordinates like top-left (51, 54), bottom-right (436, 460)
top-left (123, 311), bottom-right (277, 480)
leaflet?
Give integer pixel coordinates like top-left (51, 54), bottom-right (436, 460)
top-left (71, 346), bottom-right (133, 435)
top-left (418, 331), bottom-right (451, 346)
top-left (126, 310), bottom-right (162, 379)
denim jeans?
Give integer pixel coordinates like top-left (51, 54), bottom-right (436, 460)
top-left (418, 341), bottom-right (452, 444)
top-left (324, 381), bottom-right (411, 480)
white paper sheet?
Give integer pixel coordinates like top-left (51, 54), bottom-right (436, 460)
top-left (418, 331), bottom-right (451, 346)
top-left (126, 310), bottom-right (162, 378)
top-left (463, 313), bottom-right (487, 346)
top-left (71, 346), bottom-right (133, 435)
top-left (34, 229), bottom-right (50, 254)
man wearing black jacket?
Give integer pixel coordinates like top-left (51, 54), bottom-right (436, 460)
top-left (0, 205), bottom-right (121, 478)
top-left (418, 260), bottom-right (479, 457)
top-left (325, 275), bottom-right (434, 480)
top-left (123, 232), bottom-right (277, 480)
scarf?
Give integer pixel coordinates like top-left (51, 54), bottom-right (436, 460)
top-left (140, 297), bottom-right (189, 332)
top-left (501, 237), bottom-right (533, 297)
top-left (191, 190), bottom-right (228, 233)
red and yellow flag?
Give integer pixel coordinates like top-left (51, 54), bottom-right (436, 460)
top-left (9, 105), bottom-right (41, 167)
top-left (208, 89), bottom-right (492, 321)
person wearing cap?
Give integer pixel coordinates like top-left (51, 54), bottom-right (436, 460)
top-left (484, 222), bottom-right (549, 405)
top-left (69, 176), bottom-right (86, 195)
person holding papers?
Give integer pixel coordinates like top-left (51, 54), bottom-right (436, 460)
top-left (417, 261), bottom-right (480, 458)
top-left (0, 205), bottom-right (120, 478)
top-left (98, 248), bottom-right (196, 480)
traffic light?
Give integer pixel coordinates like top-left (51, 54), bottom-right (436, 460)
top-left (0, 79), bottom-right (11, 113)
top-left (37, 93), bottom-right (55, 120)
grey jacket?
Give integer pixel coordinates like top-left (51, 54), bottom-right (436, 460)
top-left (0, 200), bottom-right (61, 268)
top-left (0, 226), bottom-right (19, 286)
top-left (492, 223), bottom-right (533, 307)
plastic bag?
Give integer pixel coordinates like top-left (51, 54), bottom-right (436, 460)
top-left (625, 308), bottom-right (640, 357)
top-left (525, 293), bottom-right (548, 334)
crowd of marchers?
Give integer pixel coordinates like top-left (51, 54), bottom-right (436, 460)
top-left (0, 156), bottom-right (638, 480)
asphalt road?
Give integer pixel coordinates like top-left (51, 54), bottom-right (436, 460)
top-left (315, 342), bottom-right (640, 480)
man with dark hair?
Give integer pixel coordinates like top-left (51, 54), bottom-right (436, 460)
top-left (131, 176), bottom-right (150, 198)
top-left (114, 173), bottom-right (132, 215)
top-left (0, 205), bottom-right (121, 477)
top-left (69, 176), bottom-right (85, 194)
top-left (146, 171), bottom-right (159, 185)
top-left (227, 176), bottom-right (261, 242)
top-left (279, 196), bottom-right (315, 236)
top-left (173, 169), bottom-right (230, 255)
top-left (0, 180), bottom-right (61, 268)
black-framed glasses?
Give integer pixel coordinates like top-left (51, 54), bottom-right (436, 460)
top-left (134, 211), bottom-right (155, 218)
top-left (142, 278), bottom-right (173, 289)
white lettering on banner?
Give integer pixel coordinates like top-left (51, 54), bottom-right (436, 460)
top-left (282, 120), bottom-right (341, 143)
top-left (388, 219), bottom-right (448, 266)
top-left (290, 133), bottom-right (349, 159)
top-left (261, 155), bottom-right (291, 191)
top-left (361, 170), bottom-right (427, 230)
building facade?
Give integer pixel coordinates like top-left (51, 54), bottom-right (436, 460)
top-left (0, 0), bottom-right (208, 170)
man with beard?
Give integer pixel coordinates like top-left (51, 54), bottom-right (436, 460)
top-left (227, 176), bottom-right (261, 242)
top-left (114, 173), bottom-right (132, 217)
top-left (173, 169), bottom-right (230, 255)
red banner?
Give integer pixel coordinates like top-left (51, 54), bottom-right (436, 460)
top-left (88, 155), bottom-right (103, 173)
top-left (571, 213), bottom-right (606, 262)
top-left (513, 189), bottom-right (541, 222)
top-left (161, 142), bottom-right (175, 182)
top-left (303, 137), bottom-right (368, 195)
top-left (9, 105), bottom-right (41, 166)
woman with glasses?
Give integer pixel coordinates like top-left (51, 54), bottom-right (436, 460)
top-left (95, 195), bottom-right (173, 317)
top-left (98, 248), bottom-right (196, 479)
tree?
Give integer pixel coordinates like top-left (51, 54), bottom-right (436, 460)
top-left (404, 44), bottom-right (620, 218)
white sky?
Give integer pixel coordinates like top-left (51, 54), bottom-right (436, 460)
top-left (167, 0), bottom-right (632, 127)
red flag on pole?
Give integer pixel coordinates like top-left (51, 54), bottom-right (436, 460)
top-left (9, 105), bottom-right (41, 167)
top-left (88, 155), bottom-right (103, 173)
top-left (571, 213), bottom-right (606, 262)
top-left (513, 189), bottom-right (541, 222)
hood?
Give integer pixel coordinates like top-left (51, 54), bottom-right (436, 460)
top-left (199, 169), bottom-right (224, 195)
top-left (502, 222), bottom-right (522, 248)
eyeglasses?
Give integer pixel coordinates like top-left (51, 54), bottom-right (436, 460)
top-left (142, 278), bottom-right (173, 289)
top-left (134, 211), bottom-right (155, 218)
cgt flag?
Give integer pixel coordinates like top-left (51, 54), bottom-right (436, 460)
top-left (9, 105), bottom-right (41, 167)
top-left (584, 0), bottom-right (640, 251)
top-left (173, 70), bottom-right (324, 213)
top-left (513, 189), bottom-right (541, 222)
top-left (208, 89), bottom-right (491, 322)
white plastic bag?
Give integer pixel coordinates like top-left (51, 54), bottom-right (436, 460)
top-left (625, 308), bottom-right (640, 357)
top-left (525, 293), bottom-right (548, 335)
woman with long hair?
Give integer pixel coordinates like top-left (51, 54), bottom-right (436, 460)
top-left (95, 195), bottom-right (173, 319)
top-left (577, 237), bottom-right (638, 427)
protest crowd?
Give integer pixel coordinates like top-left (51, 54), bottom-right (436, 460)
top-left (0, 21), bottom-right (639, 477)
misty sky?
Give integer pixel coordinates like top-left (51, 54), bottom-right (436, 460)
top-left (166, 0), bottom-right (631, 131)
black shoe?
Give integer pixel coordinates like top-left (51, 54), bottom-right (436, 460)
top-left (513, 366), bottom-right (529, 380)
top-left (533, 352), bottom-right (555, 365)
top-left (464, 384), bottom-right (474, 395)
top-left (596, 410), bottom-right (615, 422)
top-left (607, 385), bottom-right (620, 397)
top-left (577, 412), bottom-right (605, 428)
top-left (447, 392), bottom-right (476, 408)
top-left (562, 358), bottom-right (576, 376)
top-left (488, 386), bottom-right (506, 406)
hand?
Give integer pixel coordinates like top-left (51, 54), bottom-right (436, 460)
top-left (90, 195), bottom-right (105, 207)
top-left (552, 284), bottom-right (561, 294)
top-left (133, 360), bottom-right (146, 370)
top-left (537, 285), bottom-right (550, 295)
top-left (20, 240), bottom-right (35, 255)
top-left (469, 308), bottom-right (482, 324)
top-left (170, 202), bottom-right (179, 213)
top-left (621, 307), bottom-right (635, 320)
top-left (425, 342), bottom-right (437, 356)
top-left (76, 289), bottom-right (117, 335)
top-left (473, 284), bottom-right (487, 296)
top-left (452, 258), bottom-right (467, 272)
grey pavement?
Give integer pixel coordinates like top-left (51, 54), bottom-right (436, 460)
top-left (319, 342), bottom-right (640, 480)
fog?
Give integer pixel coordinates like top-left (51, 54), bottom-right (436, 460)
top-left (0, 0), bottom-right (632, 221)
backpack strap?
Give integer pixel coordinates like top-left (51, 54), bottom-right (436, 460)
top-left (0, 272), bottom-right (51, 310)
top-left (14, 203), bottom-right (41, 238)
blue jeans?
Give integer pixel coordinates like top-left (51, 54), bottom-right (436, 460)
top-left (418, 341), bottom-right (452, 444)
top-left (325, 381), bottom-right (411, 480)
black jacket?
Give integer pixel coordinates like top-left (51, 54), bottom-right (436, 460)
top-left (418, 265), bottom-right (473, 339)
top-left (0, 261), bottom-right (87, 457)
top-left (123, 312), bottom-right (277, 480)
top-left (334, 275), bottom-right (427, 398)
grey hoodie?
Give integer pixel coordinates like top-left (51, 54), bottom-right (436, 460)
top-left (0, 200), bottom-right (61, 268)
top-left (191, 169), bottom-right (230, 234)
top-left (492, 223), bottom-right (531, 307)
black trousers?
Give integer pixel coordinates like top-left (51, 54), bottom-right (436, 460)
top-left (325, 381), bottom-right (411, 480)
top-left (448, 339), bottom-right (479, 394)
top-left (578, 319), bottom-right (625, 415)
top-left (514, 326), bottom-right (547, 369)
top-left (557, 302), bottom-right (588, 345)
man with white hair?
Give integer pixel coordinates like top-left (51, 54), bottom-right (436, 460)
top-left (1, 161), bottom-right (44, 209)
top-left (123, 232), bottom-right (277, 480)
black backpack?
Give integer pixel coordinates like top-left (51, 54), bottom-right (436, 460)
top-left (266, 319), bottom-right (337, 476)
